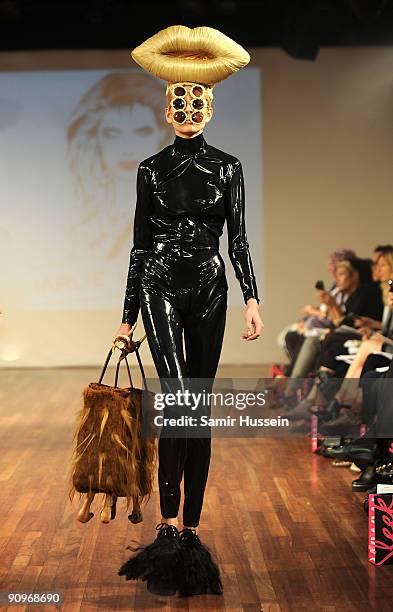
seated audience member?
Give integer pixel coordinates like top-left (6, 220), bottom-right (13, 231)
top-left (285, 256), bottom-right (384, 421)
top-left (283, 245), bottom-right (392, 376)
top-left (283, 248), bottom-right (356, 376)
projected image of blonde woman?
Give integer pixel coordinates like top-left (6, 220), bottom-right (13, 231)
top-left (66, 71), bottom-right (172, 264)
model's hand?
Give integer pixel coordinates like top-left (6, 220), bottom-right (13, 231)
top-left (113, 323), bottom-right (133, 350)
top-left (242, 298), bottom-right (264, 341)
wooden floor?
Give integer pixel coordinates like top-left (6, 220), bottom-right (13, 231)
top-left (1, 365), bottom-right (393, 612)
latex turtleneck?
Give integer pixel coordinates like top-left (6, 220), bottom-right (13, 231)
top-left (173, 131), bottom-right (208, 156)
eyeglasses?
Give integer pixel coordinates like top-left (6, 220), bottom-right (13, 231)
top-left (167, 82), bottom-right (210, 125)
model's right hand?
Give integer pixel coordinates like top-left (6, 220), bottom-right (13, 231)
top-left (113, 323), bottom-right (133, 349)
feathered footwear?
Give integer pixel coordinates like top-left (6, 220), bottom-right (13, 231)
top-left (177, 528), bottom-right (223, 597)
top-left (118, 522), bottom-right (182, 596)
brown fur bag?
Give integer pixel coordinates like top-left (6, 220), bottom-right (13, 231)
top-left (68, 338), bottom-right (157, 512)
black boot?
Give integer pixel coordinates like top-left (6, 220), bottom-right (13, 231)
top-left (118, 522), bottom-right (182, 596)
top-left (316, 372), bottom-right (343, 402)
top-left (177, 528), bottom-right (223, 597)
top-left (352, 465), bottom-right (377, 492)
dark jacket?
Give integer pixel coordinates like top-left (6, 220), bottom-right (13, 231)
top-left (341, 281), bottom-right (384, 326)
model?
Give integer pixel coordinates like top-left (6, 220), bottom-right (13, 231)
top-left (114, 24), bottom-right (264, 597)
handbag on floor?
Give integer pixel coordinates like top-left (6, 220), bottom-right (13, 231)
top-left (68, 332), bottom-right (157, 512)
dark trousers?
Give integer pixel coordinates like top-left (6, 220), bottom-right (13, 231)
top-left (359, 354), bottom-right (390, 426)
top-left (284, 330), bottom-right (304, 376)
top-left (140, 243), bottom-right (227, 527)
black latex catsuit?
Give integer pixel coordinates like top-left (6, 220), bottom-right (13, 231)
top-left (121, 130), bottom-right (259, 527)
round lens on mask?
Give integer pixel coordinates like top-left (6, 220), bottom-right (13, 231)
top-left (192, 111), bottom-right (204, 124)
top-left (174, 110), bottom-right (186, 124)
top-left (174, 86), bottom-right (186, 97)
top-left (192, 98), bottom-right (205, 110)
top-left (173, 97), bottom-right (186, 110)
top-left (192, 85), bottom-right (204, 97)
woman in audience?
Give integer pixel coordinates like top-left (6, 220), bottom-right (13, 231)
top-left (282, 248), bottom-right (356, 375)
top-left (285, 262), bottom-right (352, 384)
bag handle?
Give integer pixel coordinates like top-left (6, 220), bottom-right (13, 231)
top-left (98, 330), bottom-right (149, 390)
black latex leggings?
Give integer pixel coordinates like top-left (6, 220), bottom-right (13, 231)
top-left (140, 242), bottom-right (227, 527)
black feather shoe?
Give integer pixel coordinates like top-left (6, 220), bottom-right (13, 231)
top-left (118, 522), bottom-right (182, 596)
top-left (177, 528), bottom-right (223, 597)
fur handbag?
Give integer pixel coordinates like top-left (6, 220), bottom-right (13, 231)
top-left (68, 335), bottom-right (157, 513)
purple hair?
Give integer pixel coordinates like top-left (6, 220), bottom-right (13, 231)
top-left (328, 248), bottom-right (357, 271)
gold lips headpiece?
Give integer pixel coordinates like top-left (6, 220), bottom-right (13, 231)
top-left (129, 24), bottom-right (250, 91)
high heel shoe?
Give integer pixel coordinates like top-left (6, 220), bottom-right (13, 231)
top-left (285, 398), bottom-right (314, 421)
top-left (323, 398), bottom-right (343, 421)
top-left (315, 371), bottom-right (343, 401)
top-left (319, 406), bottom-right (361, 437)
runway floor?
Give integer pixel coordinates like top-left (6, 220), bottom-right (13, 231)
top-left (1, 365), bottom-right (392, 611)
